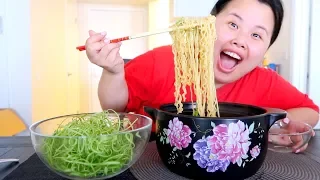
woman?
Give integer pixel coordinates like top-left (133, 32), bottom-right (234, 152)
top-left (84, 0), bottom-right (319, 152)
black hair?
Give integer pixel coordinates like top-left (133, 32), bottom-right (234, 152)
top-left (210, 0), bottom-right (284, 46)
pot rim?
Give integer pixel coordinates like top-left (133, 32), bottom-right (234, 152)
top-left (157, 101), bottom-right (283, 120)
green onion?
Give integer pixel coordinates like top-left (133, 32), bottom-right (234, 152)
top-left (41, 110), bottom-right (138, 178)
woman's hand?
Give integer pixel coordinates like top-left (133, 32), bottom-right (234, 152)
top-left (268, 117), bottom-right (315, 153)
top-left (85, 30), bottom-right (124, 74)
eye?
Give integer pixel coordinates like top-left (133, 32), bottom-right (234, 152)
top-left (229, 22), bottom-right (238, 29)
top-left (252, 33), bottom-right (261, 39)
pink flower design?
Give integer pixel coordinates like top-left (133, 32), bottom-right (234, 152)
top-left (207, 120), bottom-right (251, 164)
top-left (250, 145), bottom-right (260, 158)
top-left (167, 117), bottom-right (192, 150)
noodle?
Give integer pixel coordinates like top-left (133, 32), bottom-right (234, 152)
top-left (169, 15), bottom-right (220, 117)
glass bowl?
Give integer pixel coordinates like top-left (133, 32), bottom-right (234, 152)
top-left (268, 120), bottom-right (313, 153)
top-left (29, 112), bottom-right (152, 180)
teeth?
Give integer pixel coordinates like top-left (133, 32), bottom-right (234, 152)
top-left (223, 51), bottom-right (241, 60)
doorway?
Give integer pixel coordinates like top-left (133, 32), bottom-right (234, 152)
top-left (77, 2), bottom-right (148, 113)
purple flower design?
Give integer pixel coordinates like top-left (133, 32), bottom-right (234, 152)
top-left (193, 138), bottom-right (230, 172)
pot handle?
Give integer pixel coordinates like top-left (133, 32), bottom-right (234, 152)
top-left (264, 107), bottom-right (287, 129)
top-left (143, 106), bottom-right (158, 121)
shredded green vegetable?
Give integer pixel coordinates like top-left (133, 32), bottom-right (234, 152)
top-left (192, 108), bottom-right (199, 116)
top-left (41, 110), bottom-right (138, 178)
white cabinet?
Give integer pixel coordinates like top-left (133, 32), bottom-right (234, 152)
top-left (173, 0), bottom-right (217, 17)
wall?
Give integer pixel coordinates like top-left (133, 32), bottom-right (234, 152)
top-left (30, 0), bottom-right (68, 123)
top-left (308, 0), bottom-right (320, 129)
top-left (148, 0), bottom-right (172, 49)
top-left (78, 0), bottom-right (150, 5)
top-left (0, 0), bottom-right (80, 129)
top-left (287, 0), bottom-right (310, 94)
top-left (265, 0), bottom-right (292, 82)
top-left (0, 0), bottom-right (8, 108)
top-left (65, 0), bottom-right (81, 115)
top-left (1, 0), bottom-right (32, 128)
top-left (308, 0), bottom-right (320, 108)
top-left (174, 0), bottom-right (217, 17)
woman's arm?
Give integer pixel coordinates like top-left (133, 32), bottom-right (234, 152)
top-left (98, 70), bottom-right (128, 112)
top-left (286, 107), bottom-right (319, 127)
top-left (258, 68), bottom-right (319, 127)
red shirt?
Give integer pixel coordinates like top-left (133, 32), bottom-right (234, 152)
top-left (124, 45), bottom-right (319, 131)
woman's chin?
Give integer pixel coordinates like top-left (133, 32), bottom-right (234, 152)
top-left (214, 70), bottom-right (237, 86)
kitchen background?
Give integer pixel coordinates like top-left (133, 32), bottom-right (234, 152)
top-left (0, 0), bottom-right (319, 135)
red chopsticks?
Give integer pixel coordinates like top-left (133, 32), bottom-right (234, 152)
top-left (76, 25), bottom-right (194, 51)
top-left (76, 36), bottom-right (130, 51)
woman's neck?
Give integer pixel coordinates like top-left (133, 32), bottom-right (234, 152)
top-left (215, 82), bottom-right (224, 89)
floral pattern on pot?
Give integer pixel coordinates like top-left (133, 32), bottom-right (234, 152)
top-left (166, 117), bottom-right (192, 150)
top-left (158, 117), bottom-right (264, 172)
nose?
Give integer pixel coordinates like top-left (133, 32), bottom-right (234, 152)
top-left (231, 36), bottom-right (247, 50)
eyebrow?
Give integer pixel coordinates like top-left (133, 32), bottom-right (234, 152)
top-left (229, 13), bottom-right (243, 20)
top-left (229, 13), bottom-right (269, 35)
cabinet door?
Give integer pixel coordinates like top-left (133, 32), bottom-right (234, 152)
top-left (0, 0), bottom-right (9, 108)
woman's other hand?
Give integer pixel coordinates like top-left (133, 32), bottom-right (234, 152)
top-left (268, 117), bottom-right (315, 153)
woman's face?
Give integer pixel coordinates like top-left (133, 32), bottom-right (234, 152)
top-left (213, 0), bottom-right (275, 87)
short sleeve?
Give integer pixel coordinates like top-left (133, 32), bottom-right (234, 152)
top-left (263, 69), bottom-right (319, 113)
top-left (124, 50), bottom-right (157, 114)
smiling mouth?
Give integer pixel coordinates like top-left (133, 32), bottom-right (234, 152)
top-left (218, 51), bottom-right (242, 73)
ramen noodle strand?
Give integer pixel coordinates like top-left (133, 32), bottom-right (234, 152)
top-left (170, 15), bottom-right (219, 117)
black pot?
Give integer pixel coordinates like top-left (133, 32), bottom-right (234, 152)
top-left (144, 102), bottom-right (287, 180)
